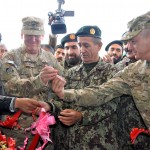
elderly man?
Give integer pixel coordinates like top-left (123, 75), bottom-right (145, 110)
top-left (52, 26), bottom-right (122, 150)
top-left (61, 33), bottom-right (82, 70)
top-left (1, 16), bottom-right (63, 149)
top-left (115, 31), bottom-right (137, 71)
top-left (51, 11), bottom-right (150, 148)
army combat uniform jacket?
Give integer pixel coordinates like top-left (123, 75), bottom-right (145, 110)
top-left (0, 46), bottom-right (63, 149)
top-left (115, 56), bottom-right (137, 71)
top-left (63, 60), bottom-right (150, 129)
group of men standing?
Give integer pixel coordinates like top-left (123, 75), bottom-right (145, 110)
top-left (0, 11), bottom-right (150, 150)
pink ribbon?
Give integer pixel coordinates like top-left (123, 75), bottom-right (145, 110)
top-left (20, 108), bottom-right (56, 150)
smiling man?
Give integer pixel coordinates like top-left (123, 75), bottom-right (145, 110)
top-left (1, 16), bottom-right (63, 149)
top-left (105, 40), bottom-right (124, 64)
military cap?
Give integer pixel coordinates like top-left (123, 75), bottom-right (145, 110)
top-left (122, 11), bottom-right (150, 40)
top-left (105, 40), bottom-right (123, 51)
top-left (121, 31), bottom-right (130, 41)
top-left (61, 33), bottom-right (77, 47)
top-left (76, 25), bottom-right (101, 38)
top-left (21, 16), bottom-right (45, 35)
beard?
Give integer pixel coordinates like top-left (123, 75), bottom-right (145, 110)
top-left (113, 56), bottom-right (122, 64)
top-left (66, 56), bottom-right (81, 66)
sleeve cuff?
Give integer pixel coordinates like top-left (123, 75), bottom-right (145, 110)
top-left (9, 97), bottom-right (17, 112)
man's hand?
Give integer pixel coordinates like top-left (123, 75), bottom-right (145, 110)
top-left (100, 53), bottom-right (114, 63)
top-left (58, 109), bottom-right (82, 126)
top-left (40, 65), bottom-right (58, 85)
top-left (15, 98), bottom-right (41, 114)
top-left (33, 101), bottom-right (51, 115)
top-left (52, 75), bottom-right (66, 99)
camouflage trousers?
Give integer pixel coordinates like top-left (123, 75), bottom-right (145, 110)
top-left (116, 95), bottom-right (150, 150)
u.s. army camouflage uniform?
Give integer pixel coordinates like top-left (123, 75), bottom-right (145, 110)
top-left (115, 56), bottom-right (137, 71)
top-left (53, 59), bottom-right (125, 150)
top-left (0, 46), bottom-right (63, 149)
top-left (63, 60), bottom-right (150, 149)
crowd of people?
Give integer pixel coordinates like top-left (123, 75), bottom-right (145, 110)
top-left (0, 11), bottom-right (150, 149)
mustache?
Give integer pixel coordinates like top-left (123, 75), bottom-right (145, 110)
top-left (124, 48), bottom-right (130, 52)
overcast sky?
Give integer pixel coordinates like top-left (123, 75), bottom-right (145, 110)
top-left (0, 0), bottom-right (150, 52)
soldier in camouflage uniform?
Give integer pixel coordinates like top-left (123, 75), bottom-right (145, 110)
top-left (53, 25), bottom-right (124, 150)
top-left (115, 31), bottom-right (137, 71)
top-left (52, 11), bottom-right (150, 149)
top-left (0, 16), bottom-right (63, 149)
top-left (60, 33), bottom-right (82, 71)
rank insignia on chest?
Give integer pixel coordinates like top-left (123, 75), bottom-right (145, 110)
top-left (5, 67), bottom-right (14, 73)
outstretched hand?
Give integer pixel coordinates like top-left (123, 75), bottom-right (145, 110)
top-left (15, 98), bottom-right (41, 114)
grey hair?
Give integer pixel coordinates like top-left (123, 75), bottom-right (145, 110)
top-left (91, 37), bottom-right (102, 45)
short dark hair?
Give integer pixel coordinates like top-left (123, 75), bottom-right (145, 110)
top-left (55, 44), bottom-right (64, 50)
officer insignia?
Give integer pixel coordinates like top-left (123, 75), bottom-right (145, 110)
top-left (6, 67), bottom-right (14, 73)
top-left (69, 34), bottom-right (75, 40)
top-left (90, 28), bottom-right (95, 35)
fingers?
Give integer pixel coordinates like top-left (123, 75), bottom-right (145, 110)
top-left (58, 109), bottom-right (79, 126)
top-left (52, 75), bottom-right (66, 90)
top-left (40, 66), bottom-right (59, 84)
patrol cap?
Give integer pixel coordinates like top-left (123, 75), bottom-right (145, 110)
top-left (105, 40), bottom-right (123, 51)
top-left (61, 33), bottom-right (77, 47)
top-left (76, 25), bottom-right (101, 38)
top-left (121, 31), bottom-right (130, 41)
top-left (21, 16), bottom-right (45, 35)
top-left (122, 11), bottom-right (150, 40)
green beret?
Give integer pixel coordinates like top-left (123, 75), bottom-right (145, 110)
top-left (21, 16), bottom-right (45, 35)
top-left (105, 40), bottom-right (123, 51)
top-left (61, 33), bottom-right (77, 47)
top-left (123, 11), bottom-right (150, 40)
top-left (76, 25), bottom-right (101, 38)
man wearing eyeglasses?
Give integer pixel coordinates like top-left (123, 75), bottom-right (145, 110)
top-left (0, 16), bottom-right (63, 149)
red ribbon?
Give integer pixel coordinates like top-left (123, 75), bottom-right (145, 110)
top-left (0, 110), bottom-right (22, 128)
top-left (0, 131), bottom-right (16, 150)
top-left (130, 128), bottom-right (150, 144)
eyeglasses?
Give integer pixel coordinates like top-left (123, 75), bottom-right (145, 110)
top-left (25, 35), bottom-right (41, 40)
top-left (0, 49), bottom-right (7, 53)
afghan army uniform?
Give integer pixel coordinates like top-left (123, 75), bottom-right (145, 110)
top-left (62, 59), bottom-right (82, 71)
top-left (0, 16), bottom-right (63, 149)
top-left (53, 25), bottom-right (126, 150)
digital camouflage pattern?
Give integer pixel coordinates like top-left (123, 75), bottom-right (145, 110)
top-left (62, 59), bottom-right (82, 71)
top-left (53, 59), bottom-right (124, 150)
top-left (0, 46), bottom-right (63, 149)
top-left (63, 60), bottom-right (150, 128)
top-left (116, 95), bottom-right (150, 149)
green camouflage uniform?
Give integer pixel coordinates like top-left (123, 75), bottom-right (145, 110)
top-left (54, 59), bottom-right (123, 150)
top-left (63, 60), bottom-right (150, 149)
top-left (0, 46), bottom-right (63, 149)
top-left (61, 59), bottom-right (82, 71)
